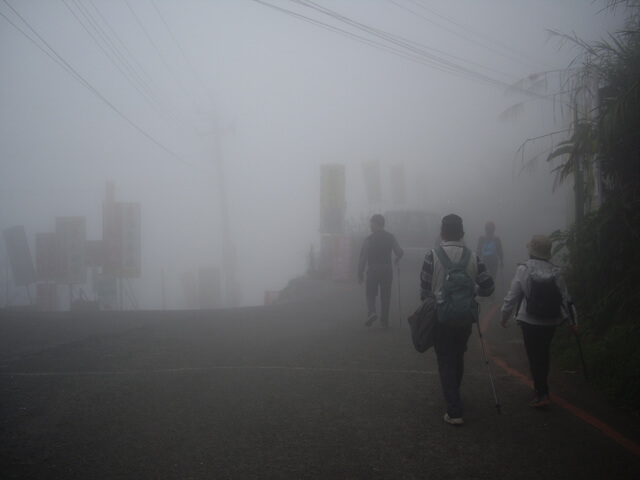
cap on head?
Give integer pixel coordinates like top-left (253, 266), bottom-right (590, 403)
top-left (370, 214), bottom-right (385, 228)
top-left (441, 214), bottom-right (464, 241)
top-left (527, 234), bottom-right (552, 260)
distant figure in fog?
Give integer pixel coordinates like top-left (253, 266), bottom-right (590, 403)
top-left (500, 234), bottom-right (576, 408)
top-left (420, 214), bottom-right (494, 425)
top-left (476, 221), bottom-right (504, 286)
top-left (358, 214), bottom-right (404, 329)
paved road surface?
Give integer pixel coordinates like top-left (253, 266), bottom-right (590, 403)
top-left (1, 279), bottom-right (639, 479)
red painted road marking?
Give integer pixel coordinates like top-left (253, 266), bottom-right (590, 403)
top-left (479, 303), bottom-right (640, 456)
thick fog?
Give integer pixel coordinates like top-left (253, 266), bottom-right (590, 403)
top-left (0, 1), bottom-right (625, 308)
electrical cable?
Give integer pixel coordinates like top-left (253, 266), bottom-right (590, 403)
top-left (150, 0), bottom-right (215, 105)
top-left (123, 0), bottom-right (202, 116)
top-left (252, 0), bottom-right (516, 91)
top-left (1, 0), bottom-right (203, 171)
top-left (63, 0), bottom-right (199, 141)
top-left (396, 0), bottom-right (553, 71)
top-left (292, 0), bottom-right (538, 93)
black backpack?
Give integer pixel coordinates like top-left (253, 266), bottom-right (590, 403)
top-left (525, 273), bottom-right (563, 319)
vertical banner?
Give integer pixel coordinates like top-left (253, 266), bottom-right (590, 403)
top-left (36, 283), bottom-right (58, 311)
top-left (3, 225), bottom-right (36, 286)
top-left (35, 232), bottom-right (58, 281)
top-left (320, 164), bottom-right (346, 234)
top-left (56, 217), bottom-right (87, 284)
top-left (362, 159), bottom-right (383, 204)
top-left (332, 235), bottom-right (352, 281)
top-left (390, 164), bottom-right (406, 205)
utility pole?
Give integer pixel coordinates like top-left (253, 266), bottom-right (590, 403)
top-left (210, 113), bottom-right (238, 308)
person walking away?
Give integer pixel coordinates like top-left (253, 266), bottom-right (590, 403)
top-left (358, 214), bottom-right (404, 329)
top-left (476, 221), bottom-right (504, 292)
top-left (420, 214), bottom-right (494, 425)
top-left (500, 234), bottom-right (577, 407)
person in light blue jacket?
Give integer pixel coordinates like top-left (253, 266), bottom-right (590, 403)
top-left (501, 235), bottom-right (577, 408)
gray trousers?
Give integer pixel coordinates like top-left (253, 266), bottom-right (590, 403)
top-left (365, 264), bottom-right (393, 325)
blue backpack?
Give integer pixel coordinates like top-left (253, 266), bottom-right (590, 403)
top-left (434, 247), bottom-right (479, 327)
top-left (482, 238), bottom-right (497, 258)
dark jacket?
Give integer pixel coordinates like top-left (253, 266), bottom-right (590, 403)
top-left (358, 229), bottom-right (403, 280)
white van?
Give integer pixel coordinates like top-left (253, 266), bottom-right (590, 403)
top-left (383, 209), bottom-right (441, 249)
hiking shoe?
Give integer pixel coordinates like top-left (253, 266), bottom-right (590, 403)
top-left (529, 394), bottom-right (551, 408)
top-left (364, 313), bottom-right (377, 326)
top-left (444, 413), bottom-right (464, 425)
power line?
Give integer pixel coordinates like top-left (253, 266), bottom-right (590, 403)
top-left (123, 0), bottom-right (202, 117)
top-left (394, 0), bottom-right (553, 72)
top-left (65, 0), bottom-right (202, 141)
top-left (251, 0), bottom-right (514, 91)
top-left (150, 0), bottom-right (215, 105)
top-left (286, 0), bottom-right (533, 93)
top-left (0, 0), bottom-right (203, 172)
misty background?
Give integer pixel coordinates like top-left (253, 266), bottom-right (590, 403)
top-left (0, 1), bottom-right (626, 308)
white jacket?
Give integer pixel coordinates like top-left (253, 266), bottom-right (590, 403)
top-left (501, 259), bottom-right (572, 327)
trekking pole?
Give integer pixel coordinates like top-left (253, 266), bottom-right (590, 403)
top-left (396, 262), bottom-right (402, 326)
top-left (574, 331), bottom-right (589, 382)
top-left (475, 321), bottom-right (501, 415)
top-left (569, 302), bottom-right (589, 382)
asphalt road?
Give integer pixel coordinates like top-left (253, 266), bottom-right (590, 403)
top-left (1, 278), bottom-right (639, 479)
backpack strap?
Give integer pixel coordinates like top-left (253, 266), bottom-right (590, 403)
top-left (434, 246), bottom-right (471, 272)
top-left (434, 246), bottom-right (453, 271)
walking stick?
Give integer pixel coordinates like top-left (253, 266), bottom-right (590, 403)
top-left (569, 302), bottom-right (589, 382)
top-left (574, 331), bottom-right (589, 382)
top-left (396, 262), bottom-right (402, 326)
top-left (476, 321), bottom-right (501, 414)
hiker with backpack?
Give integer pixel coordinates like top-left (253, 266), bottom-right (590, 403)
top-left (420, 214), bottom-right (495, 425)
top-left (358, 214), bottom-right (404, 329)
top-left (500, 234), bottom-right (577, 408)
top-left (476, 221), bottom-right (504, 293)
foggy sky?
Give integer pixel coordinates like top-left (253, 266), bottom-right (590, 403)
top-left (0, 0), bottom-right (626, 307)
